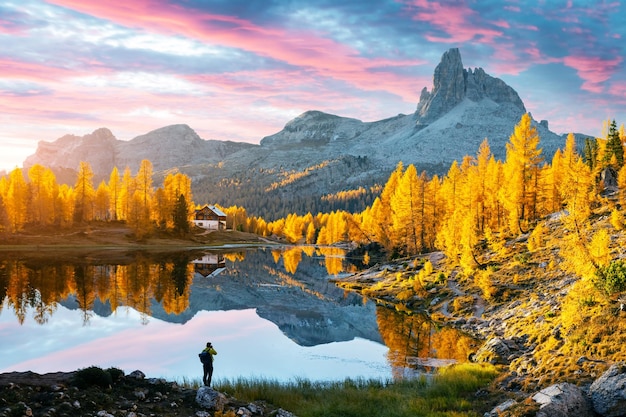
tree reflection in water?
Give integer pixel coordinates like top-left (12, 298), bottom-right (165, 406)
top-left (0, 247), bottom-right (352, 326)
top-left (376, 306), bottom-right (479, 379)
top-left (1, 247), bottom-right (475, 379)
top-left (0, 252), bottom-right (202, 325)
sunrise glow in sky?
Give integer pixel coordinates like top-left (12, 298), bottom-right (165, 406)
top-left (1, 0), bottom-right (625, 172)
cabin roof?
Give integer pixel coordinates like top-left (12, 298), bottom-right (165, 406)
top-left (195, 204), bottom-right (227, 217)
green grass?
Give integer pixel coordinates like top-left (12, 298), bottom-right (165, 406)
top-left (207, 363), bottom-right (499, 417)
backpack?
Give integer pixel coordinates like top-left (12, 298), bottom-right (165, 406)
top-left (199, 351), bottom-right (212, 364)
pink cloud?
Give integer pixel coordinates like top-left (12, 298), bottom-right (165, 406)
top-left (44, 0), bottom-right (424, 97)
top-left (402, 0), bottom-right (503, 44)
top-left (609, 81), bottom-right (626, 97)
top-left (563, 54), bottom-right (623, 93)
top-left (0, 58), bottom-right (78, 82)
top-left (493, 20), bottom-right (510, 29)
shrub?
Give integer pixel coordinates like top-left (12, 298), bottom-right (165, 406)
top-left (596, 260), bottom-right (626, 295)
top-left (72, 366), bottom-right (114, 389)
top-left (106, 367), bottom-right (125, 382)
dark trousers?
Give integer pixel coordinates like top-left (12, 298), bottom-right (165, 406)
top-left (203, 362), bottom-right (214, 386)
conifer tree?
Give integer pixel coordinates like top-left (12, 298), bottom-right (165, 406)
top-left (603, 119), bottom-right (623, 168)
top-left (135, 159), bottom-right (154, 223)
top-left (173, 194), bottom-right (190, 235)
top-left (583, 138), bottom-right (599, 172)
top-left (27, 164), bottom-right (57, 226)
top-left (501, 113), bottom-right (543, 234)
top-left (94, 180), bottom-right (110, 220)
top-left (108, 166), bottom-right (121, 221)
top-left (371, 162), bottom-right (404, 250)
top-left (6, 168), bottom-right (28, 232)
top-left (390, 164), bottom-right (425, 255)
top-left (74, 161), bottom-right (95, 223)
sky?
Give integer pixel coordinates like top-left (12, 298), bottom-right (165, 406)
top-left (1, 0), bottom-right (625, 172)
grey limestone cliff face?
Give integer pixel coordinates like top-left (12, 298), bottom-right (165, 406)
top-left (24, 127), bottom-right (118, 174)
top-left (260, 110), bottom-right (367, 147)
top-left (24, 124), bottom-right (256, 176)
top-left (416, 48), bottom-right (526, 125)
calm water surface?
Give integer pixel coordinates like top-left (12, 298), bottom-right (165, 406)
top-left (0, 247), bottom-right (475, 382)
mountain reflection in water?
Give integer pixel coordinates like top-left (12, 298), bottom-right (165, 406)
top-left (0, 247), bottom-right (475, 381)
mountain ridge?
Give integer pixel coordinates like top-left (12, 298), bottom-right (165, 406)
top-left (22, 48), bottom-right (590, 219)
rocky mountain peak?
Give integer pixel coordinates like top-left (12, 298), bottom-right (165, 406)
top-left (260, 110), bottom-right (366, 147)
top-left (416, 48), bottom-right (526, 125)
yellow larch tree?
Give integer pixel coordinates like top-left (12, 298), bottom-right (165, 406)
top-left (560, 156), bottom-right (597, 279)
top-left (94, 180), bottom-right (110, 220)
top-left (471, 139), bottom-right (492, 232)
top-left (6, 168), bottom-right (28, 232)
top-left (484, 157), bottom-right (504, 233)
top-left (423, 175), bottom-right (442, 250)
top-left (27, 164), bottom-right (57, 226)
top-left (390, 164), bottom-right (427, 255)
top-left (56, 184), bottom-right (75, 227)
top-left (108, 166), bottom-right (121, 221)
top-left (74, 161), bottom-right (95, 223)
top-left (547, 149), bottom-right (564, 213)
top-left (501, 113), bottom-right (543, 234)
top-left (283, 213), bottom-right (306, 243)
top-left (436, 160), bottom-right (466, 263)
top-left (134, 159), bottom-right (154, 222)
top-left (118, 167), bottom-right (134, 221)
top-left (161, 171), bottom-right (193, 228)
top-left (370, 162), bottom-right (404, 250)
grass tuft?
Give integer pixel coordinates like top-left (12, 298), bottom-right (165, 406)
top-left (206, 363), bottom-right (498, 417)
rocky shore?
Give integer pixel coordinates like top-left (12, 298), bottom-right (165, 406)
top-left (334, 250), bottom-right (626, 417)
top-left (0, 369), bottom-right (296, 417)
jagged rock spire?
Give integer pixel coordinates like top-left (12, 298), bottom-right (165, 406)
top-left (416, 48), bottom-right (526, 125)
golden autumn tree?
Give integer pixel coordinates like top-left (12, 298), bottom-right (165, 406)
top-left (94, 180), bottom-right (110, 220)
top-left (55, 184), bottom-right (75, 227)
top-left (283, 213), bottom-right (306, 243)
top-left (118, 167), bottom-right (134, 221)
top-left (74, 161), bottom-right (95, 223)
top-left (390, 164), bottom-right (428, 255)
top-left (108, 166), bottom-right (122, 221)
top-left (161, 171), bottom-right (193, 229)
top-left (127, 160), bottom-right (154, 236)
top-left (423, 175), bottom-right (442, 250)
top-left (135, 159), bottom-right (154, 219)
top-left (6, 168), bottom-right (28, 232)
top-left (436, 160), bottom-right (466, 263)
top-left (559, 156), bottom-right (597, 279)
top-left (27, 164), bottom-right (57, 226)
top-left (470, 139), bottom-right (492, 232)
top-left (369, 162), bottom-right (404, 250)
top-left (501, 113), bottom-right (543, 234)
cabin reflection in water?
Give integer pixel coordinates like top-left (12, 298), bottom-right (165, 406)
top-left (192, 253), bottom-right (226, 277)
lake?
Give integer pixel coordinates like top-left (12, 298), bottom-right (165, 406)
top-left (0, 246), bottom-right (475, 383)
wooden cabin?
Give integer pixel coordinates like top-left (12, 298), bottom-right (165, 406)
top-left (193, 205), bottom-right (227, 230)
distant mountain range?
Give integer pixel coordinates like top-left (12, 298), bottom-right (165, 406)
top-left (24, 48), bottom-right (591, 220)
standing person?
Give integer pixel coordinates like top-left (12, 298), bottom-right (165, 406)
top-left (199, 342), bottom-right (217, 386)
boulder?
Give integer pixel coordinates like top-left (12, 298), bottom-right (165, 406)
top-left (483, 398), bottom-right (516, 417)
top-left (474, 337), bottom-right (511, 365)
top-left (195, 386), bottom-right (227, 411)
top-left (532, 383), bottom-right (594, 417)
top-left (589, 362), bottom-right (626, 417)
top-left (127, 370), bottom-right (145, 380)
